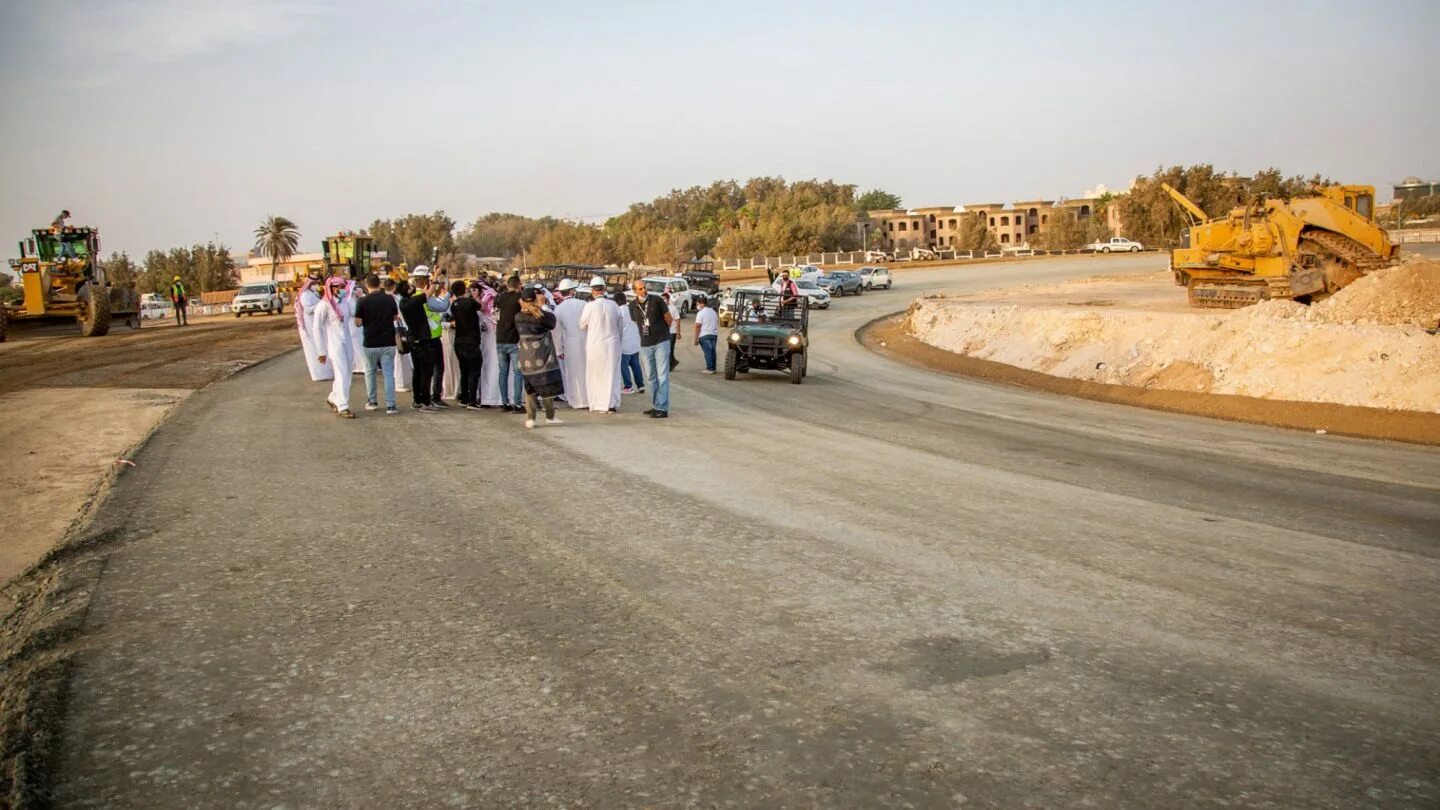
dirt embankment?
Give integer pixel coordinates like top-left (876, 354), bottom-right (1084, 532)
top-left (877, 260), bottom-right (1440, 444)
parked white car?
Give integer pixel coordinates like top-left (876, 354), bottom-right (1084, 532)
top-left (781, 264), bottom-right (823, 284)
top-left (1086, 237), bottom-right (1144, 253)
top-left (232, 281), bottom-right (284, 316)
top-left (858, 266), bottom-right (893, 289)
top-left (635, 276), bottom-right (696, 315)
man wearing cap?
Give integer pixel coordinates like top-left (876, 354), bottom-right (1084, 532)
top-left (551, 278), bottom-right (588, 410)
top-left (170, 275), bottom-right (188, 326)
top-left (295, 271), bottom-right (333, 382)
top-left (579, 276), bottom-right (623, 413)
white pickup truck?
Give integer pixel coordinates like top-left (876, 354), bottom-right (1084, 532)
top-left (1085, 237), bottom-right (1144, 253)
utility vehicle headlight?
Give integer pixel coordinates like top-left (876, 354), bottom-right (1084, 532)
top-left (787, 334), bottom-right (801, 346)
top-left (729, 332), bottom-right (740, 342)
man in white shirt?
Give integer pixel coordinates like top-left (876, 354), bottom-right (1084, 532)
top-left (693, 295), bottom-right (720, 374)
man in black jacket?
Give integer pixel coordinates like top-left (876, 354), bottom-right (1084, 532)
top-left (400, 287), bottom-right (439, 411)
top-left (450, 280), bottom-right (486, 410)
top-left (493, 275), bottom-right (525, 413)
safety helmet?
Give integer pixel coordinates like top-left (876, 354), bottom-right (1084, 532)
top-left (557, 278), bottom-right (579, 292)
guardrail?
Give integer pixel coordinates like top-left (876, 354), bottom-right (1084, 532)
top-left (716, 247), bottom-right (1162, 271)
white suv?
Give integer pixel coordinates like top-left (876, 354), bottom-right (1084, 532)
top-left (858, 266), bottom-right (892, 289)
top-left (232, 281), bottom-right (283, 316)
top-left (637, 276), bottom-right (696, 315)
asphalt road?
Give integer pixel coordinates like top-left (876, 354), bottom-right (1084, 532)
top-left (53, 256), bottom-right (1440, 808)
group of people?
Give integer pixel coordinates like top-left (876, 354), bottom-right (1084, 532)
top-left (294, 267), bottom-right (722, 426)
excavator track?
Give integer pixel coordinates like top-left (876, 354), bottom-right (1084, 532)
top-left (1302, 229), bottom-right (1395, 275)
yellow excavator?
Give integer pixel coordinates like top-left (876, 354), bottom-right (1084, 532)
top-left (1163, 183), bottom-right (1398, 308)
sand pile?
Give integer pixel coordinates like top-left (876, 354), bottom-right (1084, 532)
top-left (907, 263), bottom-right (1440, 412)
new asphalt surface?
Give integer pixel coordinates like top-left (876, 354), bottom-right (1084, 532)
top-left (51, 256), bottom-right (1440, 808)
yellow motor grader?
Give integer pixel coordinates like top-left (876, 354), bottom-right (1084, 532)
top-left (1, 224), bottom-right (139, 341)
top-left (1164, 183), bottom-right (1398, 309)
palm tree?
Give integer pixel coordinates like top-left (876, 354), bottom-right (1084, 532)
top-left (253, 216), bottom-right (300, 282)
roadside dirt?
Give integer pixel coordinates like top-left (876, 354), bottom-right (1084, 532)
top-left (862, 316), bottom-right (1440, 446)
top-left (0, 317), bottom-right (298, 583)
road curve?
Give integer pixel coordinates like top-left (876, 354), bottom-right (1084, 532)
top-left (53, 256), bottom-right (1440, 808)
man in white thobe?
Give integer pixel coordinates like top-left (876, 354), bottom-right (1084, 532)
top-left (578, 277), bottom-right (623, 413)
top-left (311, 277), bottom-right (356, 417)
top-left (552, 279), bottom-right (588, 409)
top-left (296, 274), bottom-right (333, 382)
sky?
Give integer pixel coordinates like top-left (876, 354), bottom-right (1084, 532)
top-left (1, 0), bottom-right (1437, 259)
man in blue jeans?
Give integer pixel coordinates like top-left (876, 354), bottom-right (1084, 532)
top-left (492, 275), bottom-right (525, 413)
top-left (353, 274), bottom-right (401, 414)
top-left (628, 279), bottom-right (673, 418)
top-left (692, 294), bottom-right (719, 374)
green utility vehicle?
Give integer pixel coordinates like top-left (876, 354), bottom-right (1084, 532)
top-left (723, 289), bottom-right (809, 384)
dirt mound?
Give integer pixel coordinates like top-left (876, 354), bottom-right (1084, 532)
top-left (1309, 261), bottom-right (1440, 329)
top-left (907, 274), bottom-right (1440, 412)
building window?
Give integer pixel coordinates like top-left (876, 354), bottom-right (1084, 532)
top-left (1001, 234), bottom-right (1010, 243)
top-left (1000, 216), bottom-right (1009, 225)
top-left (897, 222), bottom-right (907, 231)
top-left (1028, 208), bottom-right (1038, 217)
top-left (929, 230), bottom-right (936, 239)
top-left (948, 219), bottom-right (956, 229)
top-left (1029, 225), bottom-right (1038, 234)
top-left (1080, 205), bottom-right (1091, 216)
top-left (989, 217), bottom-right (995, 226)
top-left (1041, 214), bottom-right (1048, 224)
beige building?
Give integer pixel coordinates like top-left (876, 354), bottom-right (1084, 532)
top-left (867, 196), bottom-right (1101, 250)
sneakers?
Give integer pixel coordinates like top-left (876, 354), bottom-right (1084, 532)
top-left (544, 417), bottom-right (564, 426)
top-left (386, 406), bottom-right (400, 415)
top-left (419, 404), bottom-right (438, 412)
top-left (364, 402), bottom-right (379, 411)
top-left (643, 408), bottom-right (657, 416)
top-left (702, 370), bottom-right (716, 375)
top-left (432, 399), bottom-right (451, 409)
top-left (650, 410), bottom-right (668, 419)
top-left (465, 403), bottom-right (485, 411)
top-left (523, 418), bottom-right (536, 429)
top-left (337, 409), bottom-right (356, 419)
top-left (622, 386), bottom-right (636, 394)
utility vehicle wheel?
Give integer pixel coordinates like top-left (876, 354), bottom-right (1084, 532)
top-left (1101, 246), bottom-right (1111, 253)
top-left (790, 353), bottom-right (805, 384)
top-left (0, 306), bottom-right (7, 343)
top-left (79, 283), bottom-right (112, 337)
top-left (724, 348), bottom-right (738, 380)
top-left (235, 311), bottom-right (241, 318)
top-left (1131, 246), bottom-right (1140, 252)
top-left (277, 302), bottom-right (284, 314)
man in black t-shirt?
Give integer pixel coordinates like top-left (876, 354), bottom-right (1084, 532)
top-left (353, 274), bottom-right (401, 414)
top-left (628, 279), bottom-right (673, 418)
top-left (493, 275), bottom-right (525, 412)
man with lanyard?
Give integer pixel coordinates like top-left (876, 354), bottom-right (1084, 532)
top-left (627, 279), bottom-right (673, 419)
top-left (170, 275), bottom-right (189, 326)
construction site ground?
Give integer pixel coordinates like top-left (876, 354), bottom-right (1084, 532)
top-left (897, 249), bottom-right (1440, 443)
top-left (0, 315), bottom-right (297, 581)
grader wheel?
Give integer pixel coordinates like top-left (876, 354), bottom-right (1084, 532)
top-left (79, 282), bottom-right (112, 337)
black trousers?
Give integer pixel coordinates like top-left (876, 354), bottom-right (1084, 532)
top-left (429, 338), bottom-right (445, 401)
top-left (174, 299), bottom-right (187, 325)
top-left (410, 345), bottom-right (436, 406)
top-left (456, 351), bottom-right (483, 405)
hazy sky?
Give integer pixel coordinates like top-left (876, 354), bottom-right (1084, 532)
top-left (1, 0), bottom-right (1436, 258)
